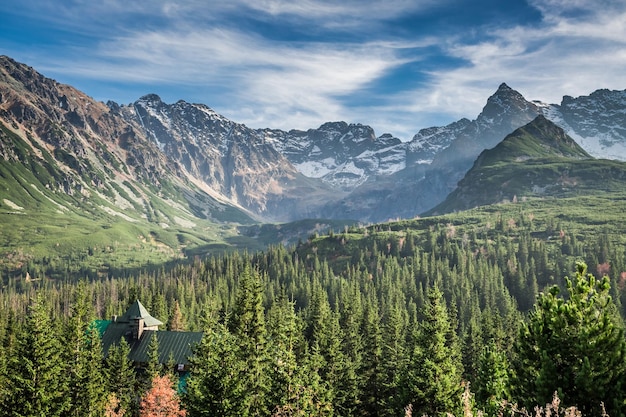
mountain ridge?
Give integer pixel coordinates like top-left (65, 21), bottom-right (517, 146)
top-left (2, 55), bottom-right (626, 229)
top-left (426, 115), bottom-right (626, 215)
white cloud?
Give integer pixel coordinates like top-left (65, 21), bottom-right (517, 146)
top-left (4, 0), bottom-right (626, 141)
top-left (399, 0), bottom-right (626, 127)
top-left (43, 27), bottom-right (407, 131)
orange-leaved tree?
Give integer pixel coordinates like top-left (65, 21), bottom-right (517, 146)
top-left (139, 374), bottom-right (186, 417)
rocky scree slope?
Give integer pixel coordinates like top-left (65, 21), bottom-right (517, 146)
top-left (0, 55), bottom-right (254, 229)
top-left (112, 95), bottom-right (334, 221)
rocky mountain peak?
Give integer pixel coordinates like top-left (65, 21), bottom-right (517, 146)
top-left (479, 83), bottom-right (539, 124)
top-left (138, 93), bottom-right (163, 103)
top-left (541, 88), bottom-right (626, 159)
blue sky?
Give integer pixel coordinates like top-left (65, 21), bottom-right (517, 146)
top-left (1, 0), bottom-right (625, 140)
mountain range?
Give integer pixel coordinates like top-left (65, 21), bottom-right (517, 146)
top-left (1, 55), bottom-right (626, 267)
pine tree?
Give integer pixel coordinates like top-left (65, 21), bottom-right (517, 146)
top-left (379, 301), bottom-right (407, 417)
top-left (167, 301), bottom-right (185, 331)
top-left (336, 280), bottom-right (364, 415)
top-left (307, 281), bottom-right (345, 407)
top-left (186, 266), bottom-right (271, 417)
top-left (184, 322), bottom-right (246, 417)
top-left (474, 340), bottom-right (510, 414)
top-left (145, 333), bottom-right (162, 385)
top-left (513, 262), bottom-right (626, 416)
top-left (65, 285), bottom-right (108, 417)
top-left (359, 296), bottom-right (383, 416)
top-left (1, 294), bottom-right (70, 417)
top-left (266, 292), bottom-right (331, 416)
top-left (266, 293), bottom-right (302, 411)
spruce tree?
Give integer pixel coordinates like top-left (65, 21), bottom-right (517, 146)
top-left (336, 280), bottom-right (364, 415)
top-left (474, 340), bottom-right (510, 414)
top-left (65, 285), bottom-right (108, 417)
top-left (404, 286), bottom-right (463, 416)
top-left (145, 333), bottom-right (162, 386)
top-left (266, 292), bottom-right (331, 416)
top-left (2, 294), bottom-right (69, 417)
top-left (106, 337), bottom-right (137, 415)
top-left (184, 322), bottom-right (246, 417)
top-left (167, 300), bottom-right (186, 331)
top-left (230, 265), bottom-right (271, 416)
top-left (379, 301), bottom-right (407, 417)
top-left (359, 296), bottom-right (383, 416)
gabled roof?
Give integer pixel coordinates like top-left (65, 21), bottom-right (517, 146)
top-left (99, 300), bottom-right (204, 366)
top-left (118, 300), bottom-right (164, 327)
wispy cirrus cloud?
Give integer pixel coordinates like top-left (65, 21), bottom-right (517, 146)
top-left (41, 26), bottom-right (417, 129)
top-left (398, 0), bottom-right (626, 129)
top-left (2, 0), bottom-right (626, 140)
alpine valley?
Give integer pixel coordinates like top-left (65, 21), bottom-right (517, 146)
top-left (1, 55), bottom-right (626, 275)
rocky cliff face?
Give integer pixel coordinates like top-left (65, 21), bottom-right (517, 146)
top-left (0, 56), bottom-right (165, 191)
top-left (0, 55), bottom-right (254, 227)
top-left (424, 84), bottom-right (543, 196)
top-left (3, 55), bottom-right (626, 225)
top-left (261, 122), bottom-right (406, 190)
top-left (541, 89), bottom-right (626, 160)
top-left (112, 95), bottom-right (336, 221)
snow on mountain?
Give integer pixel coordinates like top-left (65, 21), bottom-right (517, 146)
top-left (539, 89), bottom-right (626, 160)
top-left (407, 118), bottom-right (472, 164)
top-left (114, 95), bottom-right (334, 221)
top-left (120, 82), bottom-right (626, 222)
top-left (260, 122), bottom-right (407, 190)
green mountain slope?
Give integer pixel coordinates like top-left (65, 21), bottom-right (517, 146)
top-left (427, 115), bottom-right (626, 215)
top-left (0, 122), bottom-right (264, 275)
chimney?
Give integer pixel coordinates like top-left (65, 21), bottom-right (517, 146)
top-left (111, 315), bottom-right (117, 323)
top-left (133, 317), bottom-right (145, 340)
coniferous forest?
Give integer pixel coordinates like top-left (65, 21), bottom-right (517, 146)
top-left (2, 208), bottom-right (626, 416)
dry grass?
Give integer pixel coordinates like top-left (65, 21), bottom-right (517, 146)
top-left (403, 385), bottom-right (605, 417)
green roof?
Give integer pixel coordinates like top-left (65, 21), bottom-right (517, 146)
top-left (119, 300), bottom-right (164, 327)
top-left (99, 300), bottom-right (203, 366)
top-left (129, 330), bottom-right (203, 365)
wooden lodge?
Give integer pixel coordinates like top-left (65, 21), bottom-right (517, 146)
top-left (99, 300), bottom-right (203, 373)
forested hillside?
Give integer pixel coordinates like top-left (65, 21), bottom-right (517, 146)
top-left (2, 194), bottom-right (626, 416)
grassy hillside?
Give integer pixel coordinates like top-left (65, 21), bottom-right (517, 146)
top-left (427, 116), bottom-right (626, 215)
top-left (299, 193), bottom-right (626, 281)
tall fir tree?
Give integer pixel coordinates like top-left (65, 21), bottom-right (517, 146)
top-left (184, 322), bottom-right (246, 417)
top-left (403, 286), bottom-right (463, 417)
top-left (230, 265), bottom-right (272, 416)
top-left (65, 284), bottom-right (108, 417)
top-left (167, 300), bottom-right (186, 331)
top-left (379, 301), bottom-right (408, 417)
top-left (266, 292), bottom-right (331, 416)
top-left (106, 337), bottom-right (137, 415)
top-left (145, 333), bottom-right (163, 386)
top-left (2, 294), bottom-right (70, 417)
top-left (474, 340), bottom-right (510, 414)
top-left (359, 295), bottom-right (384, 416)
